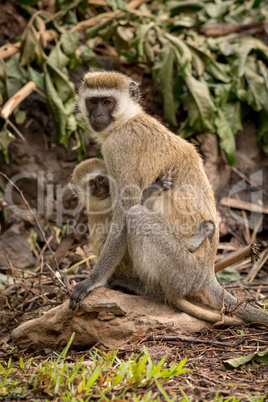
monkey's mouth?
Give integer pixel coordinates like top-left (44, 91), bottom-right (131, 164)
top-left (98, 192), bottom-right (109, 200)
top-left (91, 122), bottom-right (110, 132)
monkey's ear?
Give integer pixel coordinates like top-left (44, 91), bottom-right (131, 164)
top-left (129, 81), bottom-right (140, 102)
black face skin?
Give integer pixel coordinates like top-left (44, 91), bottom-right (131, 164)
top-left (88, 175), bottom-right (110, 200)
top-left (86, 96), bottom-right (116, 132)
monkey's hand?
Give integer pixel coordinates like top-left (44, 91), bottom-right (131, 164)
top-left (69, 275), bottom-right (103, 310)
top-left (155, 172), bottom-right (172, 191)
top-left (161, 172), bottom-right (172, 190)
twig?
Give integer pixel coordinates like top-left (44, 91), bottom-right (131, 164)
top-left (245, 249), bottom-right (268, 283)
top-left (200, 21), bottom-right (268, 38)
top-left (141, 334), bottom-right (232, 347)
top-left (231, 166), bottom-right (268, 198)
top-left (240, 205), bottom-right (251, 244)
top-left (1, 82), bottom-right (37, 120)
top-left (128, 0), bottom-right (150, 8)
top-left (46, 263), bottom-right (67, 290)
top-left (6, 119), bottom-right (26, 142)
top-left (250, 214), bottom-right (263, 243)
top-left (220, 197), bottom-right (268, 214)
top-left (0, 172), bottom-right (69, 295)
top-left (215, 243), bottom-right (260, 273)
top-left (36, 234), bottom-right (53, 265)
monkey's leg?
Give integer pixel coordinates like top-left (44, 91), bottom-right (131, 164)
top-left (126, 206), bottom-right (243, 325)
top-left (108, 277), bottom-right (146, 295)
top-left (70, 210), bottom-right (128, 309)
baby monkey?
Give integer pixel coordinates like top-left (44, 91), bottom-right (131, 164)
top-left (71, 158), bottom-right (215, 294)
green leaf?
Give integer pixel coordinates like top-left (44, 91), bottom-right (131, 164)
top-left (67, 115), bottom-right (77, 133)
top-left (168, 1), bottom-right (203, 14)
top-left (213, 83), bottom-right (232, 107)
top-left (28, 67), bottom-right (44, 90)
top-left (44, 65), bottom-right (68, 143)
top-left (133, 23), bottom-right (154, 60)
top-left (20, 24), bottom-right (46, 66)
top-left (222, 102), bottom-right (242, 134)
top-left (257, 111), bottom-right (268, 152)
top-left (0, 58), bottom-right (8, 104)
top-left (223, 350), bottom-right (268, 370)
top-left (60, 30), bottom-right (80, 56)
top-left (152, 45), bottom-right (177, 126)
top-left (258, 60), bottom-right (268, 90)
top-left (107, 0), bottom-right (129, 12)
top-left (165, 33), bottom-right (192, 76)
top-left (205, 1), bottom-right (234, 19)
top-left (47, 62), bottom-right (74, 103)
top-left (184, 75), bottom-right (216, 131)
top-left (231, 43), bottom-right (253, 78)
top-left (14, 109), bottom-right (27, 125)
top-left (86, 20), bottom-right (112, 40)
top-left (58, 332), bottom-right (75, 360)
top-left (244, 66), bottom-right (268, 112)
top-left (0, 130), bottom-right (15, 164)
top-left (215, 109), bottom-right (236, 164)
top-left (240, 38), bottom-right (268, 63)
top-left (47, 45), bottom-right (70, 71)
top-left (216, 267), bottom-right (242, 285)
top-left (6, 54), bottom-right (28, 98)
top-left (191, 52), bottom-right (205, 77)
top-left (177, 118), bottom-right (195, 139)
top-left (114, 26), bottom-right (133, 55)
top-left (187, 43), bottom-right (231, 82)
top-left (156, 380), bottom-right (175, 402)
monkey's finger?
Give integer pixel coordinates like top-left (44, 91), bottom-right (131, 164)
top-left (69, 298), bottom-right (77, 310)
top-left (163, 179), bottom-right (173, 189)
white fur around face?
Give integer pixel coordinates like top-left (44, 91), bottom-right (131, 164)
top-left (78, 88), bottom-right (142, 144)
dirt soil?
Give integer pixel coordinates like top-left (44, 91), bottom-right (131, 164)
top-left (0, 3), bottom-right (268, 400)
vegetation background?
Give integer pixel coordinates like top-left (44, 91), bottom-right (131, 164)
top-left (0, 0), bottom-right (268, 401)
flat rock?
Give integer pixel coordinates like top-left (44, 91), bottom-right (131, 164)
top-left (12, 288), bottom-right (210, 350)
top-left (0, 223), bottom-right (35, 269)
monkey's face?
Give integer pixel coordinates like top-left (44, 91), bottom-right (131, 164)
top-left (88, 174), bottom-right (110, 200)
top-left (78, 71), bottom-right (142, 142)
top-left (86, 96), bottom-right (116, 132)
top-left (71, 159), bottom-right (112, 212)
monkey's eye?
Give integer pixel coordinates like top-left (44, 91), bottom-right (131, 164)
top-left (89, 180), bottom-right (95, 187)
top-left (97, 176), bottom-right (104, 183)
top-left (89, 98), bottom-right (97, 105)
top-left (103, 99), bottom-right (112, 106)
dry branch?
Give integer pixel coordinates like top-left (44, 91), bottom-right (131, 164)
top-left (220, 197), bottom-right (268, 214)
top-left (141, 334), bottom-right (232, 347)
top-left (215, 243), bottom-right (260, 273)
top-left (200, 21), bottom-right (268, 37)
top-left (1, 81), bottom-right (37, 120)
top-left (0, 30), bottom-right (56, 59)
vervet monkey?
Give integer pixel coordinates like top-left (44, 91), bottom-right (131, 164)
top-left (70, 157), bottom-right (173, 292)
top-left (70, 71), bottom-right (268, 325)
top-left (71, 158), bottom-right (215, 294)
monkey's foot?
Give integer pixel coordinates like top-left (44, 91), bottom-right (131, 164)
top-left (69, 276), bottom-right (103, 310)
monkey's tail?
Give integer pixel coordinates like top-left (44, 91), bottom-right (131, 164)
top-left (207, 276), bottom-right (268, 325)
top-left (175, 299), bottom-right (243, 326)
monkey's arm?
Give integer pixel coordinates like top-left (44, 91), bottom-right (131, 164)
top-left (142, 172), bottom-right (172, 202)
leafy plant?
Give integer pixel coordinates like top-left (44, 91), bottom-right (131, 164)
top-left (0, 336), bottom-right (189, 401)
top-left (0, 0), bottom-right (268, 162)
top-left (223, 349), bottom-right (268, 369)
